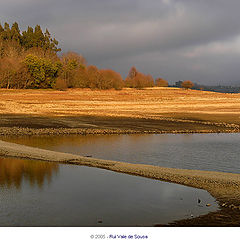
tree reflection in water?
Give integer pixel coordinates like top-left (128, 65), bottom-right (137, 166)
top-left (0, 158), bottom-right (59, 189)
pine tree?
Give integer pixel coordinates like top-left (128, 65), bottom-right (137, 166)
top-left (44, 29), bottom-right (51, 50)
top-left (21, 26), bottom-right (34, 49)
top-left (10, 22), bottom-right (21, 42)
top-left (34, 25), bottom-right (45, 48)
top-left (0, 23), bottom-right (4, 34)
top-left (44, 28), bottom-right (61, 52)
top-left (1, 22), bottom-right (11, 40)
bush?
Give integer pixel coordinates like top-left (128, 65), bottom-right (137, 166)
top-left (24, 54), bottom-right (62, 88)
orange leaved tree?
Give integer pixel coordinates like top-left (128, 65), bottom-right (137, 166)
top-left (155, 78), bottom-right (168, 87)
top-left (181, 80), bottom-right (194, 89)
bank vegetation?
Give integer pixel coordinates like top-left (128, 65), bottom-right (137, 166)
top-left (0, 22), bottom-right (174, 90)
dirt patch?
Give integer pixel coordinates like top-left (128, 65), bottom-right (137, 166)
top-left (0, 114), bottom-right (238, 136)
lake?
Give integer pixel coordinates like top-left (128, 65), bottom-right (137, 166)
top-left (0, 157), bottom-right (218, 226)
top-left (3, 133), bottom-right (240, 174)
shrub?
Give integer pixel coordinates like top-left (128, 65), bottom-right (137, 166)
top-left (24, 54), bottom-right (62, 88)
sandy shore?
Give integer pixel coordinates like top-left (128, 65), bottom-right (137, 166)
top-left (0, 139), bottom-right (240, 226)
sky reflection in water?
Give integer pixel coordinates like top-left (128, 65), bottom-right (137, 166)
top-left (0, 157), bottom-right (218, 226)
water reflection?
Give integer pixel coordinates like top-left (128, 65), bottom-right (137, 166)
top-left (4, 133), bottom-right (240, 174)
top-left (0, 158), bottom-right (59, 188)
top-left (0, 160), bottom-right (218, 226)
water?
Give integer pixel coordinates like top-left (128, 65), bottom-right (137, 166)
top-left (0, 157), bottom-right (218, 226)
top-left (3, 133), bottom-right (240, 174)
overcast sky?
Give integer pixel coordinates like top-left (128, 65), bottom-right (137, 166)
top-left (1, 0), bottom-right (240, 85)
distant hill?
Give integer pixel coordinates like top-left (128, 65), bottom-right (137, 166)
top-left (171, 81), bottom-right (240, 93)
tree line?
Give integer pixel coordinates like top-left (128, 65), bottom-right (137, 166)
top-left (0, 22), bottom-right (194, 90)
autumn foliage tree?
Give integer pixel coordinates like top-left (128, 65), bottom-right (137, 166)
top-left (0, 22), bottom-right (62, 89)
top-left (128, 66), bottom-right (138, 79)
top-left (0, 21), bottom-right (169, 91)
top-left (59, 52), bottom-right (87, 88)
top-left (99, 69), bottom-right (124, 90)
top-left (125, 66), bottom-right (154, 89)
top-left (0, 56), bottom-right (32, 89)
top-left (155, 78), bottom-right (168, 87)
top-left (181, 80), bottom-right (194, 89)
top-left (77, 66), bottom-right (123, 90)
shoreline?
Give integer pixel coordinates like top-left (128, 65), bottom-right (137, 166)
top-left (0, 140), bottom-right (240, 226)
top-left (0, 126), bottom-right (240, 136)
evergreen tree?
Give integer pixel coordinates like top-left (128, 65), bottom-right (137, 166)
top-left (0, 23), bottom-right (4, 34)
top-left (10, 22), bottom-right (21, 42)
top-left (44, 29), bottom-right (51, 50)
top-left (21, 26), bottom-right (34, 49)
top-left (1, 22), bottom-right (11, 40)
top-left (34, 25), bottom-right (45, 48)
top-left (0, 22), bottom-right (60, 53)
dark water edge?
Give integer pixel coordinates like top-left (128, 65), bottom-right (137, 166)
top-left (0, 157), bottom-right (218, 227)
top-left (3, 133), bottom-right (240, 174)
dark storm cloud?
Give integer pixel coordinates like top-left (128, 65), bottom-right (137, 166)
top-left (1, 0), bottom-right (240, 84)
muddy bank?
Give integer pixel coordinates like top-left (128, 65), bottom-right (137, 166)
top-left (0, 140), bottom-right (240, 226)
top-left (0, 114), bottom-right (239, 136)
top-left (0, 126), bottom-right (239, 136)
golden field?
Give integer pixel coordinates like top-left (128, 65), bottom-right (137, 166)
top-left (0, 87), bottom-right (240, 132)
top-left (1, 87), bottom-right (240, 120)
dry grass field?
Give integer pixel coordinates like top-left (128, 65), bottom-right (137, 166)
top-left (0, 87), bottom-right (240, 133)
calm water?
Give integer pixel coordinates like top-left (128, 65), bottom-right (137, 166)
top-left (4, 133), bottom-right (240, 174)
top-left (0, 157), bottom-right (218, 226)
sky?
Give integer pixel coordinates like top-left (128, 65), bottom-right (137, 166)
top-left (1, 0), bottom-right (240, 85)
